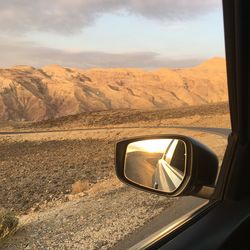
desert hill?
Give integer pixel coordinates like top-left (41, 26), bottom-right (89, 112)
top-left (0, 57), bottom-right (227, 121)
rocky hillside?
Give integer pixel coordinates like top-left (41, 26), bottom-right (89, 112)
top-left (0, 57), bottom-right (227, 121)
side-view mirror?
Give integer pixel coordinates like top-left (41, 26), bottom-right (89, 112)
top-left (115, 135), bottom-right (218, 197)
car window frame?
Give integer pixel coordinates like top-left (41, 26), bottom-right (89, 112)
top-left (129, 0), bottom-right (249, 248)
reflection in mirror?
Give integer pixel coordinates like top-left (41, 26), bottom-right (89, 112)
top-left (125, 139), bottom-right (187, 193)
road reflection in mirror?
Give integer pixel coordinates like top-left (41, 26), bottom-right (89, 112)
top-left (125, 139), bottom-right (187, 193)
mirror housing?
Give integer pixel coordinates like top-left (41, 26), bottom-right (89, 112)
top-left (115, 135), bottom-right (218, 197)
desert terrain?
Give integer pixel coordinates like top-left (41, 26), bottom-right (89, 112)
top-left (0, 102), bottom-right (230, 249)
top-left (0, 57), bottom-right (227, 122)
top-left (0, 57), bottom-right (230, 249)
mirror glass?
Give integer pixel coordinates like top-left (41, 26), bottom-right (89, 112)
top-left (125, 139), bottom-right (187, 193)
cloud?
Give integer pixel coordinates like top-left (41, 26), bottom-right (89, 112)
top-left (0, 39), bottom-right (202, 68)
top-left (0, 0), bottom-right (220, 34)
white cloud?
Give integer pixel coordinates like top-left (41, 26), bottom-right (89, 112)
top-left (0, 39), bottom-right (202, 68)
top-left (0, 1), bottom-right (220, 67)
top-left (0, 0), bottom-right (220, 34)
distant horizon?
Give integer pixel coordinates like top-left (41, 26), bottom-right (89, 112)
top-left (2, 56), bottom-right (225, 71)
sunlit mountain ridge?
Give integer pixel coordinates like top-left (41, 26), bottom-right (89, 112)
top-left (0, 57), bottom-right (227, 121)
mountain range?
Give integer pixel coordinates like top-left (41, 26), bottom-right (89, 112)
top-left (0, 57), bottom-right (227, 121)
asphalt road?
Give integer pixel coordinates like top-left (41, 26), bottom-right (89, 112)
top-left (0, 126), bottom-right (230, 136)
top-left (125, 151), bottom-right (162, 187)
top-left (126, 151), bottom-right (183, 193)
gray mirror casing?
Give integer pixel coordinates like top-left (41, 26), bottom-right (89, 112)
top-left (115, 135), bottom-right (219, 197)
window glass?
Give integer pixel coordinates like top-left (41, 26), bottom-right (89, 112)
top-left (0, 1), bottom-right (229, 249)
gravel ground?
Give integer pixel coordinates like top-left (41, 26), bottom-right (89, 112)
top-left (0, 139), bottom-right (115, 214)
top-left (2, 180), bottom-right (175, 249)
top-left (0, 105), bottom-right (230, 249)
top-left (0, 102), bottom-right (229, 131)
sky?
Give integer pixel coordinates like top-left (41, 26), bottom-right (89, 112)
top-left (127, 139), bottom-right (172, 153)
top-left (0, 0), bottom-right (225, 69)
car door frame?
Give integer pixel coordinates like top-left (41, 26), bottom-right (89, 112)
top-left (130, 0), bottom-right (250, 249)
